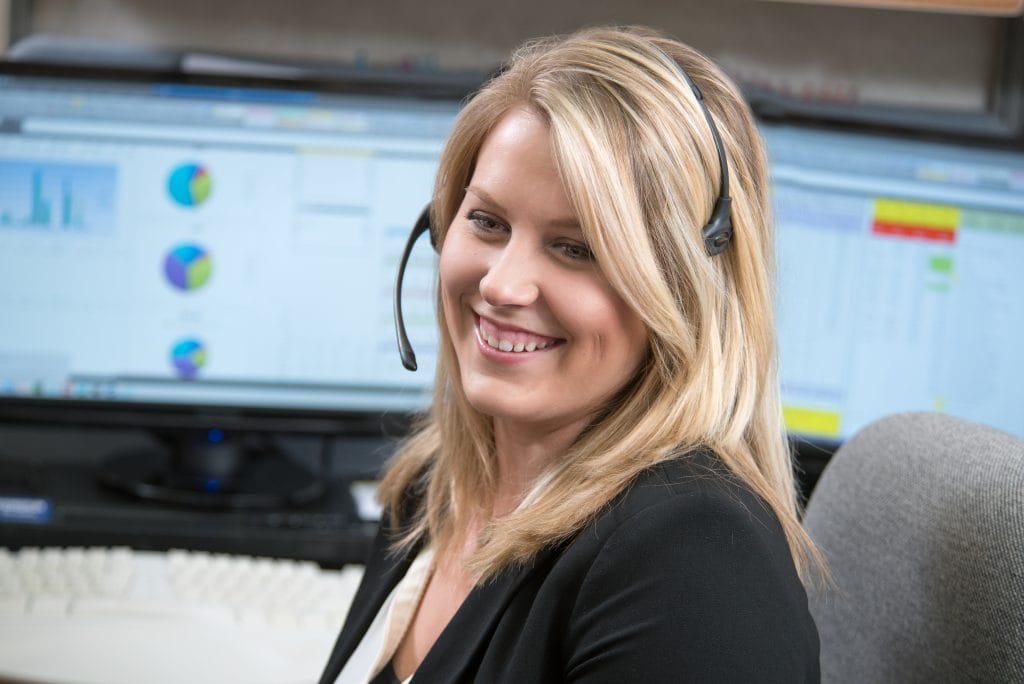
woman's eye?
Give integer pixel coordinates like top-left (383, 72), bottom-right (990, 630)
top-left (558, 242), bottom-right (595, 262)
top-left (467, 211), bottom-right (504, 232)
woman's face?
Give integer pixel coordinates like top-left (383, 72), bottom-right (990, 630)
top-left (439, 106), bottom-right (648, 438)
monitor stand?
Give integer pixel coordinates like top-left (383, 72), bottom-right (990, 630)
top-left (99, 428), bottom-right (325, 509)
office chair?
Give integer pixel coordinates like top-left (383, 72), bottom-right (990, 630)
top-left (803, 411), bottom-right (1024, 683)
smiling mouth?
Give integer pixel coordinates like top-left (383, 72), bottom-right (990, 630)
top-left (476, 315), bottom-right (563, 354)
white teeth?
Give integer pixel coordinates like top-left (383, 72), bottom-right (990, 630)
top-left (481, 327), bottom-right (554, 353)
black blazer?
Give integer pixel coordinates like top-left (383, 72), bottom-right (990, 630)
top-left (319, 450), bottom-right (820, 683)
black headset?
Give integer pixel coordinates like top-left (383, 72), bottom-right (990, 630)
top-left (394, 204), bottom-right (434, 370)
top-left (393, 74), bottom-right (732, 372)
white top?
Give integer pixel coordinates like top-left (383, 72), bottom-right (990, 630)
top-left (333, 547), bottom-right (435, 684)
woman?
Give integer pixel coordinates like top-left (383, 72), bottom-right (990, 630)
top-left (320, 25), bottom-right (820, 684)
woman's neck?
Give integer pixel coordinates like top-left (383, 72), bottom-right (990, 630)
top-left (490, 416), bottom-right (586, 517)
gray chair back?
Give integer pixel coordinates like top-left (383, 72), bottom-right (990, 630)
top-left (803, 411), bottom-right (1024, 683)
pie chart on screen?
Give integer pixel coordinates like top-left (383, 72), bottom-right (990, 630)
top-left (163, 242), bottom-right (212, 291)
top-left (171, 338), bottom-right (207, 379)
top-left (168, 162), bottom-right (212, 207)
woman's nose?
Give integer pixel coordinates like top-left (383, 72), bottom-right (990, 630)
top-left (479, 241), bottom-right (540, 308)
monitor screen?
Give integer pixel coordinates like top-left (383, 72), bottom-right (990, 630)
top-left (765, 122), bottom-right (1024, 443)
top-left (3, 65), bottom-right (1022, 448)
top-left (0, 66), bottom-right (458, 429)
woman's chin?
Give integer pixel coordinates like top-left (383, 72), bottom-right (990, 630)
top-left (461, 374), bottom-right (539, 424)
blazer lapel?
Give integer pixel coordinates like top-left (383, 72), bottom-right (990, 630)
top-left (318, 528), bottom-right (421, 684)
top-left (412, 545), bottom-right (562, 682)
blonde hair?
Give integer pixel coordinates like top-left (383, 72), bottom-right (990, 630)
top-left (379, 25), bottom-right (821, 581)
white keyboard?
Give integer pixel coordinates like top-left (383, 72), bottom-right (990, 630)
top-left (0, 546), bottom-right (363, 684)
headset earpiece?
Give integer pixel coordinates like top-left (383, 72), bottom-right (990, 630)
top-left (702, 196), bottom-right (732, 256)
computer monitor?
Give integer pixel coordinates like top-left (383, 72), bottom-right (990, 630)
top-left (0, 63), bottom-right (464, 506)
top-left (4, 61), bottom-right (1022, 500)
top-left (765, 122), bottom-right (1024, 446)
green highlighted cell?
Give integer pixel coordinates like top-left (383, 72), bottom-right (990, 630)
top-left (929, 255), bottom-right (953, 274)
top-left (960, 209), bottom-right (1024, 235)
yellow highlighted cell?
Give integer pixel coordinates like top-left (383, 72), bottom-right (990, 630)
top-left (783, 406), bottom-right (841, 438)
top-left (875, 198), bottom-right (959, 230)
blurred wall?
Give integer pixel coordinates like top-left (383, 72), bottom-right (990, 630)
top-left (6, 0), bottom-right (1011, 114)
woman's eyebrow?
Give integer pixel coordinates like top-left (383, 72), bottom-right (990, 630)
top-left (465, 185), bottom-right (581, 232)
top-left (546, 217), bottom-right (583, 233)
top-left (465, 186), bottom-right (505, 213)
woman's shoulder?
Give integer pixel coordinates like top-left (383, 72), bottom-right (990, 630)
top-left (587, 447), bottom-right (784, 545)
top-left (561, 447), bottom-right (805, 604)
top-left (564, 447), bottom-right (807, 609)
top-left (556, 449), bottom-right (819, 681)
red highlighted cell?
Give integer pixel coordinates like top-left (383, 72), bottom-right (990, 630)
top-left (871, 220), bottom-right (956, 243)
